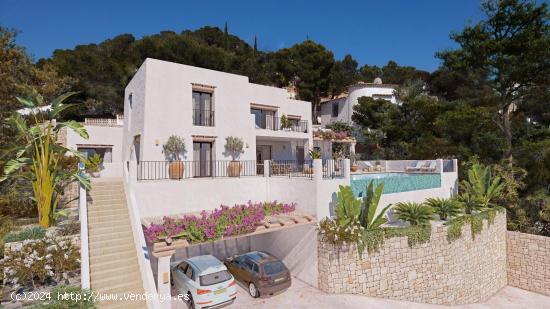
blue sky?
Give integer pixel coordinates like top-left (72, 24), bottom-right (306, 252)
top-left (0, 0), bottom-right (484, 72)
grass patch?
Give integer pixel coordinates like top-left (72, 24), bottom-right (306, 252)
top-left (3, 226), bottom-right (46, 243)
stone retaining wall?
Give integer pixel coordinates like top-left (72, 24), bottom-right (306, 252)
top-left (318, 213), bottom-right (507, 305)
top-left (507, 231), bottom-right (550, 296)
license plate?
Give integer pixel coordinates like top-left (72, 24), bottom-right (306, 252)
top-left (274, 278), bottom-right (285, 283)
top-left (214, 288), bottom-right (226, 295)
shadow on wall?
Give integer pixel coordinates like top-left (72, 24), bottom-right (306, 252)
top-left (329, 192), bottom-right (338, 217)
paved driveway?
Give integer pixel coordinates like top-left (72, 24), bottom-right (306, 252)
top-left (172, 278), bottom-right (550, 309)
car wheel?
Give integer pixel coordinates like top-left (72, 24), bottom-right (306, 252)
top-left (248, 282), bottom-right (259, 298)
top-left (186, 292), bottom-right (195, 309)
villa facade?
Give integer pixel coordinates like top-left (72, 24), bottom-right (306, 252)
top-left (122, 58), bottom-right (312, 171)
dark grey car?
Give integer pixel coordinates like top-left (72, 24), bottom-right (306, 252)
top-left (224, 251), bottom-right (291, 298)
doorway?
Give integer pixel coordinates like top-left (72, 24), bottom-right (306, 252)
top-left (193, 142), bottom-right (212, 177)
top-left (256, 145), bottom-right (272, 175)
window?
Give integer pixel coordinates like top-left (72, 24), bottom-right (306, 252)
top-left (199, 270), bottom-right (232, 286)
top-left (263, 261), bottom-right (285, 275)
top-left (332, 102), bottom-right (339, 117)
top-left (193, 91), bottom-right (214, 126)
top-left (77, 147), bottom-right (113, 163)
top-left (251, 108), bottom-right (275, 130)
top-left (185, 265), bottom-right (194, 280)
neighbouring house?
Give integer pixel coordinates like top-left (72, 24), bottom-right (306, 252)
top-left (315, 78), bottom-right (400, 158)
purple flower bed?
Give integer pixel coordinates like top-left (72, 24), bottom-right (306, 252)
top-left (144, 201), bottom-right (296, 243)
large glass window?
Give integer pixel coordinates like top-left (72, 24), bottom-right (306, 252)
top-left (251, 108), bottom-right (275, 130)
top-left (192, 91), bottom-right (214, 126)
top-left (77, 147), bottom-right (113, 163)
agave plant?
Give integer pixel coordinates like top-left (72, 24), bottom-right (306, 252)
top-left (334, 185), bottom-right (361, 227)
top-left (425, 197), bottom-right (462, 220)
top-left (359, 180), bottom-right (391, 230)
top-left (393, 202), bottom-right (433, 226)
top-left (0, 91), bottom-right (89, 228)
top-left (461, 163), bottom-right (504, 208)
top-left (455, 193), bottom-right (483, 215)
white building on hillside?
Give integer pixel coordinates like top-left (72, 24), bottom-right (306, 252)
top-left (123, 58), bottom-right (312, 174)
top-left (319, 78), bottom-right (399, 127)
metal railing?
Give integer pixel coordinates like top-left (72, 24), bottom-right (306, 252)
top-left (323, 159), bottom-right (345, 179)
top-left (137, 160), bottom-right (258, 180)
top-left (270, 160), bottom-right (313, 179)
top-left (256, 116), bottom-right (308, 133)
top-left (193, 109), bottom-right (215, 126)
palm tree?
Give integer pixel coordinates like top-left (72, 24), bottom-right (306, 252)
top-left (1, 91), bottom-right (89, 228)
top-left (394, 202), bottom-right (433, 226)
top-left (425, 197), bottom-right (462, 220)
top-left (461, 163), bottom-right (504, 208)
top-left (455, 193), bottom-right (483, 215)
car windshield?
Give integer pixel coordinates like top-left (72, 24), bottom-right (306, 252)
top-left (263, 261), bottom-right (285, 275)
top-left (200, 270), bottom-right (232, 286)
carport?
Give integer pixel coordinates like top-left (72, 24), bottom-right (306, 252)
top-left (143, 212), bottom-right (318, 299)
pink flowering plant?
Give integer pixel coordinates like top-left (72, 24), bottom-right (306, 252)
top-left (334, 131), bottom-right (348, 140)
top-left (144, 201), bottom-right (296, 243)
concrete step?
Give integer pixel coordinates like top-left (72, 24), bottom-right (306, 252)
top-left (89, 196), bottom-right (126, 203)
top-left (89, 230), bottom-right (133, 242)
top-left (90, 183), bottom-right (124, 190)
top-left (88, 213), bottom-right (130, 224)
top-left (92, 271), bottom-right (141, 290)
top-left (90, 248), bottom-right (137, 265)
top-left (88, 208), bottom-right (128, 217)
top-left (93, 280), bottom-right (144, 294)
top-left (89, 224), bottom-right (131, 235)
top-left (88, 202), bottom-right (126, 210)
top-left (89, 235), bottom-right (134, 251)
top-left (90, 256), bottom-right (139, 273)
top-left (91, 264), bottom-right (140, 281)
top-left (90, 242), bottom-right (134, 256)
top-left (89, 218), bottom-right (131, 229)
top-left (99, 299), bottom-right (147, 309)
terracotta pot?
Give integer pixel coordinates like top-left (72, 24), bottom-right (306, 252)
top-left (228, 161), bottom-right (241, 177)
top-left (168, 161), bottom-right (185, 179)
top-left (351, 165), bottom-right (359, 172)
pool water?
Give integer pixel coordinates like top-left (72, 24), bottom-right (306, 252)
top-left (351, 172), bottom-right (441, 196)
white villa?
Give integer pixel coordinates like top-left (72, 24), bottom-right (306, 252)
top-left (319, 77), bottom-right (400, 127)
top-left (65, 59), bottom-right (460, 309)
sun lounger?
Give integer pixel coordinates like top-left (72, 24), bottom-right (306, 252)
top-left (405, 161), bottom-right (426, 172)
top-left (421, 161), bottom-right (437, 172)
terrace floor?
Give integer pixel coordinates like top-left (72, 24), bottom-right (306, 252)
top-left (172, 277), bottom-right (550, 309)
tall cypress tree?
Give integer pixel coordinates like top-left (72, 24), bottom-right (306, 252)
top-left (224, 22), bottom-right (229, 50)
top-left (253, 35), bottom-right (257, 57)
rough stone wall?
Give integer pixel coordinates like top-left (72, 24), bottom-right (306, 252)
top-left (318, 213), bottom-right (507, 305)
top-left (507, 231), bottom-right (550, 296)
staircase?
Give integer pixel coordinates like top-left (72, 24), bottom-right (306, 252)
top-left (88, 178), bottom-right (147, 309)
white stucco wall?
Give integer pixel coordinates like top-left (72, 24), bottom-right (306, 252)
top-left (123, 58), bottom-right (312, 163)
top-left (65, 125), bottom-right (124, 177)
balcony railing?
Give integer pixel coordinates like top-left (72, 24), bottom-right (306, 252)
top-left (193, 109), bottom-right (215, 126)
top-left (137, 160), bottom-right (257, 180)
top-left (270, 160), bottom-right (313, 179)
top-left (322, 159), bottom-right (345, 179)
top-left (256, 116), bottom-right (308, 133)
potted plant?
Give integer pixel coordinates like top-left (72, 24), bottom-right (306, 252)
top-left (224, 136), bottom-right (244, 177)
top-left (163, 135), bottom-right (186, 179)
top-left (85, 153), bottom-right (102, 178)
top-left (350, 152), bottom-right (361, 172)
top-left (280, 114), bottom-right (292, 131)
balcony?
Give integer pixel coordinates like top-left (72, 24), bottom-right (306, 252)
top-left (255, 116), bottom-right (308, 133)
top-left (193, 109), bottom-right (215, 126)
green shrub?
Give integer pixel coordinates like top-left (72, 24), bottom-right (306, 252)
top-left (425, 197), bottom-right (462, 220)
top-left (57, 221), bottom-right (80, 236)
top-left (393, 202), bottom-right (433, 226)
top-left (31, 285), bottom-right (96, 308)
top-left (318, 217), bottom-right (362, 246)
top-left (384, 225), bottom-right (431, 247)
top-left (3, 226), bottom-right (46, 243)
top-left (455, 193), bottom-right (484, 214)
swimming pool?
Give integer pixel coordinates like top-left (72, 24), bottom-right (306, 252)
top-left (351, 172), bottom-right (441, 196)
